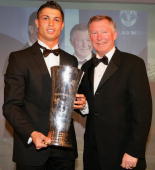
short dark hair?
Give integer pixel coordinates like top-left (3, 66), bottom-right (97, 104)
top-left (37, 1), bottom-right (64, 21)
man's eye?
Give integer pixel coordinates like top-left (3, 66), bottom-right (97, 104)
top-left (40, 16), bottom-right (49, 20)
top-left (54, 18), bottom-right (61, 22)
top-left (101, 31), bottom-right (108, 34)
top-left (91, 32), bottom-right (97, 35)
top-left (43, 17), bottom-right (49, 20)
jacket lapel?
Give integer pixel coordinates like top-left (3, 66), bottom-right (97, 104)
top-left (59, 50), bottom-right (64, 65)
top-left (59, 49), bottom-right (71, 66)
top-left (31, 42), bottom-right (51, 79)
top-left (82, 58), bottom-right (95, 95)
top-left (96, 49), bottom-right (121, 92)
top-left (89, 63), bottom-right (95, 94)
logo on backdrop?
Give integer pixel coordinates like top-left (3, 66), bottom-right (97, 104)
top-left (120, 10), bottom-right (138, 27)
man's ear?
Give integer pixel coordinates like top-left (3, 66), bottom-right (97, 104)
top-left (114, 31), bottom-right (118, 41)
top-left (61, 22), bottom-right (64, 31)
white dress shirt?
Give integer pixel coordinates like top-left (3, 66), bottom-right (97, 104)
top-left (81, 47), bottom-right (116, 115)
top-left (28, 40), bottom-right (60, 144)
top-left (38, 40), bottom-right (60, 76)
top-left (94, 47), bottom-right (115, 94)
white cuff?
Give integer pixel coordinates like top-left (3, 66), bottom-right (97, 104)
top-left (27, 137), bottom-right (32, 144)
top-left (80, 101), bottom-right (89, 115)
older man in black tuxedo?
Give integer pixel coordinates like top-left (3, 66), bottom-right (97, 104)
top-left (79, 15), bottom-right (152, 170)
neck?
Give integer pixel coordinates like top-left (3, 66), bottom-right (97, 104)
top-left (99, 46), bottom-right (115, 56)
top-left (38, 38), bottom-right (59, 49)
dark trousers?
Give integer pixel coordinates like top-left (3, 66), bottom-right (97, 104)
top-left (16, 157), bottom-right (75, 170)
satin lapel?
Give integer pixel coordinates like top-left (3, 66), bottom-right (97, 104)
top-left (59, 49), bottom-right (70, 65)
top-left (59, 50), bottom-right (64, 65)
top-left (97, 50), bottom-right (120, 91)
top-left (31, 42), bottom-right (50, 79)
top-left (83, 59), bottom-right (94, 95)
top-left (89, 63), bottom-right (95, 94)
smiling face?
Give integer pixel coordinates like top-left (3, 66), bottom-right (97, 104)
top-left (71, 30), bottom-right (92, 60)
top-left (35, 7), bottom-right (64, 48)
top-left (89, 19), bottom-right (117, 57)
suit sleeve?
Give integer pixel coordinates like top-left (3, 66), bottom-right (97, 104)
top-left (125, 58), bottom-right (152, 158)
top-left (3, 52), bottom-right (35, 143)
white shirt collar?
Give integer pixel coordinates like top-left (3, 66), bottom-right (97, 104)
top-left (96, 47), bottom-right (116, 63)
top-left (37, 40), bottom-right (59, 50)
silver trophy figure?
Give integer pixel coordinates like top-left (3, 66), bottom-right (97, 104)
top-left (48, 65), bottom-right (83, 147)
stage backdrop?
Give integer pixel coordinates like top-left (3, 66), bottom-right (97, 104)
top-left (0, 2), bottom-right (155, 170)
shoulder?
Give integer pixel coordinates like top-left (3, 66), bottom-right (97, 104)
top-left (10, 42), bottom-right (39, 56)
top-left (10, 42), bottom-right (35, 55)
top-left (8, 43), bottom-right (39, 65)
top-left (116, 48), bottom-right (145, 66)
top-left (9, 48), bottom-right (29, 61)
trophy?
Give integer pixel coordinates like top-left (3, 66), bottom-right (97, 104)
top-left (48, 65), bottom-right (83, 147)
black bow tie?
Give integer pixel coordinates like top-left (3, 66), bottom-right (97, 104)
top-left (93, 56), bottom-right (108, 67)
top-left (39, 45), bottom-right (61, 57)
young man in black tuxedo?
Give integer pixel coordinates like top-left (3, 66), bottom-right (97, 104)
top-left (3, 1), bottom-right (85, 170)
top-left (79, 15), bottom-right (152, 170)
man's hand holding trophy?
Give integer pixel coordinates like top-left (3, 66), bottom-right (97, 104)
top-left (31, 65), bottom-right (86, 149)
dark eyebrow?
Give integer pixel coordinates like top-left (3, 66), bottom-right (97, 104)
top-left (39, 14), bottom-right (49, 18)
top-left (39, 15), bottom-right (62, 20)
top-left (54, 16), bottom-right (62, 19)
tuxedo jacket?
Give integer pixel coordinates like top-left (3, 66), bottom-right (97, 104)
top-left (3, 42), bottom-right (78, 165)
top-left (79, 48), bottom-right (152, 170)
